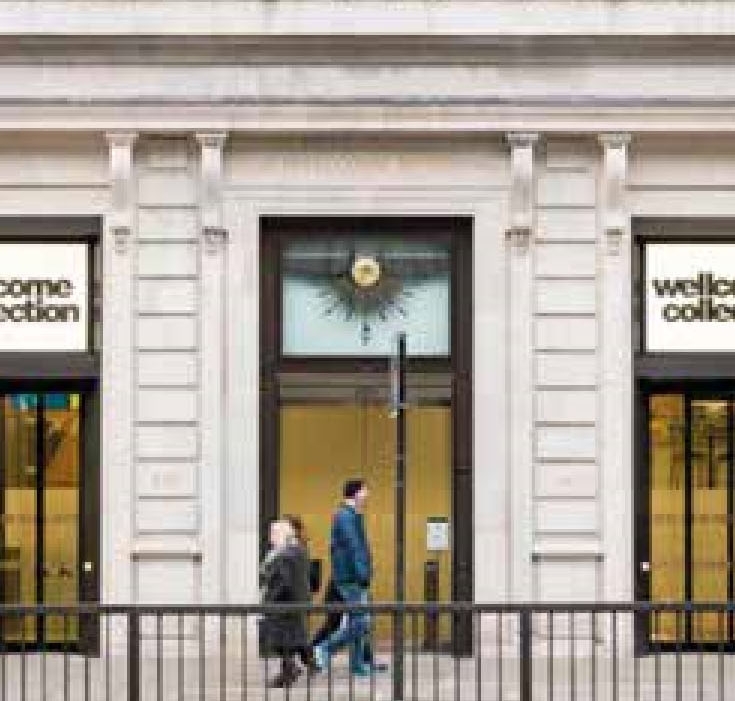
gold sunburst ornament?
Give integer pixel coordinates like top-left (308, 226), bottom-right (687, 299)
top-left (351, 256), bottom-right (381, 288)
top-left (317, 251), bottom-right (411, 345)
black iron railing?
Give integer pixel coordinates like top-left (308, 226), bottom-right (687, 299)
top-left (0, 602), bottom-right (734, 699)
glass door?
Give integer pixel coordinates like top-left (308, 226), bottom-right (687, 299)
top-left (645, 392), bottom-right (734, 646)
top-left (0, 392), bottom-right (83, 646)
top-left (279, 396), bottom-right (453, 644)
top-left (690, 399), bottom-right (730, 642)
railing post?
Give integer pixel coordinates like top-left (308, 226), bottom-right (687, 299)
top-left (423, 561), bottom-right (438, 651)
top-left (519, 609), bottom-right (532, 701)
top-left (128, 610), bottom-right (140, 701)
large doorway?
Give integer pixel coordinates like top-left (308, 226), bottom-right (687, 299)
top-left (641, 388), bottom-right (735, 647)
top-left (260, 216), bottom-right (473, 648)
top-left (0, 390), bottom-right (98, 649)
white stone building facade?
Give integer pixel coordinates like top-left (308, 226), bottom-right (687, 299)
top-left (2, 2), bottom-right (735, 642)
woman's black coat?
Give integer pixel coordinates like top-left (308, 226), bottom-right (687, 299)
top-left (261, 543), bottom-right (310, 652)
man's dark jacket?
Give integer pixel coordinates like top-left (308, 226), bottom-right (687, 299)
top-left (330, 503), bottom-right (372, 588)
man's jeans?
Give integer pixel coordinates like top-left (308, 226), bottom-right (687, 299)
top-left (321, 584), bottom-right (370, 670)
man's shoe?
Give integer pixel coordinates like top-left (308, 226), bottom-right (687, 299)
top-left (367, 661), bottom-right (388, 673)
top-left (357, 661), bottom-right (388, 673)
top-left (349, 663), bottom-right (373, 678)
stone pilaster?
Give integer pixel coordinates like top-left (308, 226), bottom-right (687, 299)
top-left (196, 132), bottom-right (229, 603)
top-left (103, 131), bottom-right (137, 607)
top-left (506, 132), bottom-right (539, 600)
top-left (599, 133), bottom-right (633, 605)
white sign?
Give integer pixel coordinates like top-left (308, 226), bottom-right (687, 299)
top-left (426, 517), bottom-right (450, 552)
top-left (645, 243), bottom-right (735, 352)
top-left (0, 243), bottom-right (88, 351)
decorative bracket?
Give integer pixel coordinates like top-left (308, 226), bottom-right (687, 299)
top-left (506, 226), bottom-right (532, 251)
top-left (599, 133), bottom-right (631, 255)
top-left (203, 226), bottom-right (228, 256)
top-left (505, 132), bottom-right (539, 252)
top-left (196, 132), bottom-right (228, 255)
top-left (105, 131), bottom-right (137, 255)
top-left (110, 223), bottom-right (131, 255)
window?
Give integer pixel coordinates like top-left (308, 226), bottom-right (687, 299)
top-left (281, 237), bottom-right (450, 356)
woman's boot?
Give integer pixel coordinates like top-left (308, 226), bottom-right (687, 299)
top-left (269, 657), bottom-right (301, 688)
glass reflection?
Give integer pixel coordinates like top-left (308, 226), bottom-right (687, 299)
top-left (43, 393), bottom-right (79, 642)
top-left (1, 395), bottom-right (37, 642)
top-left (648, 393), bottom-right (735, 645)
top-left (691, 400), bottom-right (729, 642)
top-left (0, 393), bottom-right (80, 645)
top-left (649, 394), bottom-right (685, 642)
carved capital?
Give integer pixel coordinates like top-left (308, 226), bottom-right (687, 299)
top-left (599, 133), bottom-right (631, 255)
top-left (506, 132), bottom-right (539, 251)
top-left (196, 131), bottom-right (228, 150)
top-left (203, 226), bottom-right (228, 256)
top-left (196, 132), bottom-right (228, 235)
top-left (105, 131), bottom-right (137, 255)
top-left (599, 133), bottom-right (631, 149)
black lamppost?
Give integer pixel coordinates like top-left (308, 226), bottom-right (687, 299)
top-left (391, 332), bottom-right (407, 700)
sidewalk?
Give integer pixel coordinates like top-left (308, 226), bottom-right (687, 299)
top-left (2, 641), bottom-right (734, 700)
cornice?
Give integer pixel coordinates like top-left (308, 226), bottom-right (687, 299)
top-left (2, 100), bottom-right (735, 134)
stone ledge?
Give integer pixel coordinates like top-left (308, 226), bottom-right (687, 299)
top-left (4, 2), bottom-right (735, 39)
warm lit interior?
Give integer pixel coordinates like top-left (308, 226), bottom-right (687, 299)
top-left (649, 394), bottom-right (731, 643)
top-left (0, 393), bottom-right (80, 643)
top-left (279, 401), bottom-right (452, 644)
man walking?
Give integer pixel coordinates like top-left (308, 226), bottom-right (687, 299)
top-left (313, 478), bottom-right (378, 676)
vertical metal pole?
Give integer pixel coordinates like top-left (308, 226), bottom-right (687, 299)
top-left (519, 610), bottom-right (532, 701)
top-left (393, 332), bottom-right (406, 701)
top-left (35, 397), bottom-right (43, 645)
top-left (128, 610), bottom-right (140, 701)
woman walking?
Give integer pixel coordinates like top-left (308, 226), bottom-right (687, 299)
top-left (284, 514), bottom-right (321, 672)
top-left (260, 519), bottom-right (310, 688)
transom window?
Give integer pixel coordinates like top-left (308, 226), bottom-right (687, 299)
top-left (281, 237), bottom-right (451, 357)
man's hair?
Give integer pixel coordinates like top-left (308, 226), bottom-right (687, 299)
top-left (343, 478), bottom-right (365, 500)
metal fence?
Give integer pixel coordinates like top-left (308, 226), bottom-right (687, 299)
top-left (0, 602), bottom-right (735, 700)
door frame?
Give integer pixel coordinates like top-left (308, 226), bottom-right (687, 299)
top-left (0, 219), bottom-right (101, 653)
top-left (632, 224), bottom-right (735, 653)
top-left (259, 216), bottom-right (474, 650)
top-left (636, 381), bottom-right (735, 653)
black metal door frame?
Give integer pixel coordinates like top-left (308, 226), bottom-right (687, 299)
top-left (0, 218), bottom-right (101, 653)
top-left (632, 222), bottom-right (735, 653)
top-left (636, 381), bottom-right (735, 653)
top-left (259, 216), bottom-right (474, 653)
